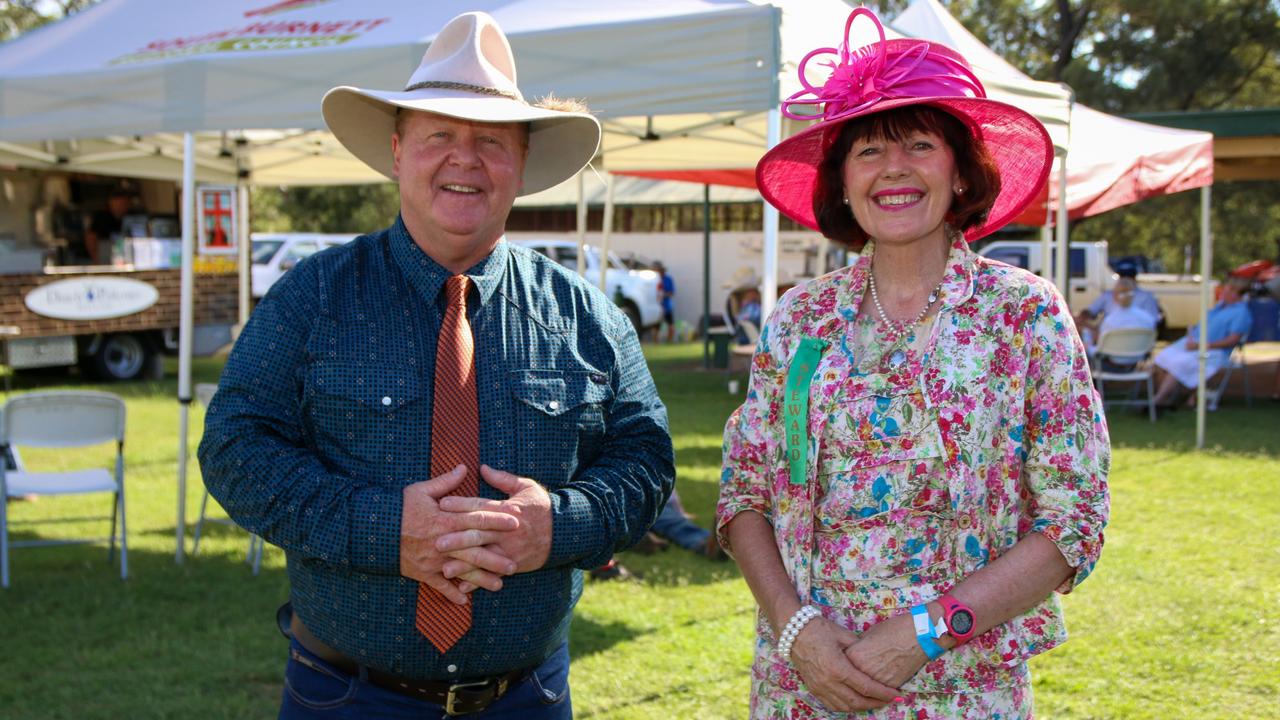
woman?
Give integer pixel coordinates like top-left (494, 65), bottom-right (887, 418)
top-left (717, 8), bottom-right (1110, 718)
top-left (1151, 275), bottom-right (1252, 408)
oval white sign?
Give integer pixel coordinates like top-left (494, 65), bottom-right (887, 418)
top-left (25, 277), bottom-right (160, 320)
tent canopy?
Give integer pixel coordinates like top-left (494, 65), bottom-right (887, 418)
top-left (0, 0), bottom-right (1215, 222)
top-left (0, 0), bottom-right (785, 183)
top-left (0, 0), bottom-right (1076, 190)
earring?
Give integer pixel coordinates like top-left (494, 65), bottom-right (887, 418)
top-left (954, 185), bottom-right (965, 195)
top-left (842, 197), bottom-right (850, 205)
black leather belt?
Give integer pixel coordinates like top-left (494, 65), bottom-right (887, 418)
top-left (285, 608), bottom-right (528, 715)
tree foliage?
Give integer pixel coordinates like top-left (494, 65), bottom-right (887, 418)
top-left (0, 0), bottom-right (97, 42)
top-left (911, 0), bottom-right (1280, 273)
top-left (251, 184), bottom-right (400, 234)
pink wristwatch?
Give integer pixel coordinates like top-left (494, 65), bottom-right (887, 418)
top-left (937, 595), bottom-right (976, 645)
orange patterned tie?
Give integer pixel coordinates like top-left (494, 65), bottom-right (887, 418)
top-left (416, 274), bottom-right (479, 653)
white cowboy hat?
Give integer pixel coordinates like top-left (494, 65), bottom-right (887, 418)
top-left (322, 11), bottom-right (601, 195)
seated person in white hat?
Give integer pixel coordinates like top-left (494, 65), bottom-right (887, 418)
top-left (1081, 276), bottom-right (1158, 358)
top-left (199, 12), bottom-right (674, 719)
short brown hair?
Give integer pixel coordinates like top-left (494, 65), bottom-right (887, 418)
top-left (814, 105), bottom-right (1002, 251)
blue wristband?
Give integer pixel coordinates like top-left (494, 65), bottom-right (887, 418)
top-left (911, 604), bottom-right (946, 660)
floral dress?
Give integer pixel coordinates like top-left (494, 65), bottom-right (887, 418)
top-left (717, 238), bottom-right (1110, 719)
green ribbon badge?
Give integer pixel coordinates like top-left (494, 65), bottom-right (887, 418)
top-left (783, 336), bottom-right (828, 486)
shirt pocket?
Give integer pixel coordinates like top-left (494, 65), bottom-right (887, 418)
top-left (303, 361), bottom-right (428, 470)
top-left (509, 368), bottom-right (611, 486)
top-left (812, 380), bottom-right (953, 607)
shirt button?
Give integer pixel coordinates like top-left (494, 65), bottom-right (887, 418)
top-left (548, 400), bottom-right (560, 410)
top-left (382, 396), bottom-right (392, 406)
top-left (447, 664), bottom-right (458, 673)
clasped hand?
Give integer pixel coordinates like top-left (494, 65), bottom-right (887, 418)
top-left (790, 612), bottom-right (929, 712)
top-left (400, 464), bottom-right (552, 604)
top-left (788, 617), bottom-right (900, 712)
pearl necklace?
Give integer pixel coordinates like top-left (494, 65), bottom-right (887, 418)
top-left (868, 271), bottom-right (943, 342)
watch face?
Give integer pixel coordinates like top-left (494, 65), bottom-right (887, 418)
top-left (950, 609), bottom-right (974, 636)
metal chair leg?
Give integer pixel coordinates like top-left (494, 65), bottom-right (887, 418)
top-left (1, 482), bottom-right (9, 589)
top-left (118, 486), bottom-right (128, 580)
top-left (192, 489), bottom-right (212, 556)
top-left (108, 491), bottom-right (118, 564)
top-left (249, 535), bottom-right (264, 576)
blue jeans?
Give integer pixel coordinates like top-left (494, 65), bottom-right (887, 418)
top-left (649, 493), bottom-right (710, 552)
top-left (279, 640), bottom-right (571, 719)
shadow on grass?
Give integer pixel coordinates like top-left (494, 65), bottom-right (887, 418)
top-left (568, 614), bottom-right (647, 659)
top-left (0, 541), bottom-right (288, 719)
top-left (574, 669), bottom-right (746, 719)
top-left (2, 357), bottom-right (226, 396)
top-left (612, 544), bottom-right (741, 589)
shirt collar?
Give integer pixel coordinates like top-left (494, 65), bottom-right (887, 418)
top-left (388, 215), bottom-right (509, 307)
top-left (849, 231), bottom-right (976, 311)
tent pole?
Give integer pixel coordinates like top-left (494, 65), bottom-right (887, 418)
top-left (575, 172), bottom-right (587, 277)
top-left (703, 184), bottom-right (712, 369)
top-left (1039, 150), bottom-right (1056, 279)
top-left (1055, 154), bottom-right (1069, 298)
top-left (236, 176), bottom-right (251, 328)
top-left (599, 173), bottom-right (615, 293)
top-left (175, 132), bottom-right (196, 563)
top-left (1196, 185), bottom-right (1212, 449)
top-left (1039, 223), bottom-right (1052, 278)
top-left (762, 109), bottom-right (781, 321)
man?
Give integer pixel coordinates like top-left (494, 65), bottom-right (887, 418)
top-left (1076, 263), bottom-right (1163, 338)
top-left (199, 12), bottom-right (673, 719)
top-left (734, 288), bottom-right (762, 346)
top-left (654, 261), bottom-right (675, 343)
top-left (1081, 276), bottom-right (1158, 357)
top-left (82, 188), bottom-right (133, 264)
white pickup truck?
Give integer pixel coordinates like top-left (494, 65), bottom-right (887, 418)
top-left (507, 238), bottom-right (664, 333)
top-left (976, 239), bottom-right (1211, 333)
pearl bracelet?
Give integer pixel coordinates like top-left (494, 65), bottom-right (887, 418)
top-left (776, 605), bottom-right (822, 663)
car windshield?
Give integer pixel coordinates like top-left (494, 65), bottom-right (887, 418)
top-left (252, 240), bottom-right (285, 264)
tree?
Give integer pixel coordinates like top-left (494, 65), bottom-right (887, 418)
top-left (927, 0), bottom-right (1280, 273)
top-left (0, 0), bottom-right (97, 42)
top-left (251, 184), bottom-right (400, 234)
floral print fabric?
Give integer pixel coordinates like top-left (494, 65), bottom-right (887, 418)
top-left (717, 239), bottom-right (1110, 719)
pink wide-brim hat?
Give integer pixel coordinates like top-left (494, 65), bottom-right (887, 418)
top-left (755, 7), bottom-right (1052, 241)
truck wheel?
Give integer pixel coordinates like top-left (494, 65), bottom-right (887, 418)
top-left (88, 333), bottom-right (153, 382)
top-left (621, 303), bottom-right (642, 335)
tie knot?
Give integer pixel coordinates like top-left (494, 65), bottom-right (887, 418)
top-left (445, 275), bottom-right (470, 309)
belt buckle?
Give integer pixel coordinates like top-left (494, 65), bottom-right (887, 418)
top-left (444, 678), bottom-right (495, 716)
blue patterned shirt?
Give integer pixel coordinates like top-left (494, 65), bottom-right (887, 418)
top-left (198, 217), bottom-right (674, 680)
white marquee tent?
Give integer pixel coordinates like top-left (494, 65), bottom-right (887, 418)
top-left (0, 0), bottom-right (1226, 551)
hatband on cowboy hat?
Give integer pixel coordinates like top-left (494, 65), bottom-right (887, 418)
top-left (755, 7), bottom-right (1052, 241)
top-left (323, 11), bottom-right (601, 196)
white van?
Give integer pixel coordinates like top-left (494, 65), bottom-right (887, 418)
top-left (507, 239), bottom-right (663, 332)
top-left (251, 233), bottom-right (356, 298)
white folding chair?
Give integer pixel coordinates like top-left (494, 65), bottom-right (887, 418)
top-left (1205, 338), bottom-right (1252, 411)
top-left (1092, 328), bottom-right (1158, 422)
top-left (191, 382), bottom-right (265, 575)
top-left (1, 391), bottom-right (127, 588)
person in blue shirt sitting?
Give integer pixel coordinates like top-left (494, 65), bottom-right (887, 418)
top-left (1152, 275), bottom-right (1252, 409)
top-left (198, 12), bottom-right (673, 719)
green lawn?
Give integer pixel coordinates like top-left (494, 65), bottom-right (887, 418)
top-left (1, 344), bottom-right (1276, 719)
